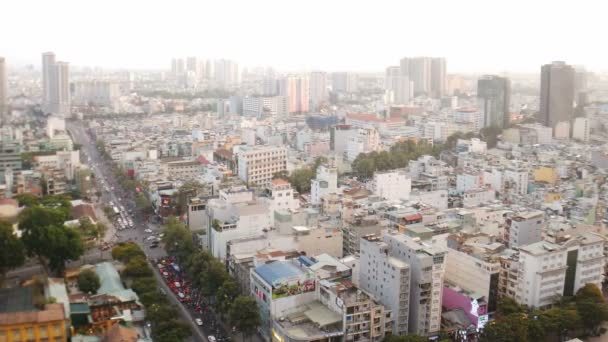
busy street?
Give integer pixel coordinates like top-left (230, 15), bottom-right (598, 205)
top-left (67, 121), bottom-right (206, 342)
top-left (156, 256), bottom-right (232, 342)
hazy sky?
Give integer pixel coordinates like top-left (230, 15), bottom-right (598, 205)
top-left (1, 0), bottom-right (605, 73)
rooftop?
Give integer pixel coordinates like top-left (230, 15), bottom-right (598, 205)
top-left (0, 286), bottom-right (35, 313)
top-left (255, 261), bottom-right (305, 287)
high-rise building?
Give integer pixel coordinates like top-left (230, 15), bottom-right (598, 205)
top-left (400, 57), bottom-right (446, 98)
top-left (477, 75), bottom-right (511, 128)
top-left (360, 232), bottom-right (446, 336)
top-left (430, 57), bottom-right (446, 98)
top-left (42, 52), bottom-right (55, 113)
top-left (309, 71), bottom-right (328, 110)
top-left (42, 53), bottom-right (70, 117)
top-left (171, 58), bottom-right (185, 75)
top-left (385, 66), bottom-right (411, 104)
top-left (278, 76), bottom-right (309, 114)
top-left (331, 72), bottom-right (358, 93)
top-left (404, 57), bottom-right (431, 96)
top-left (237, 145), bottom-right (287, 187)
top-left (0, 57), bottom-right (7, 119)
top-left (214, 59), bottom-right (239, 89)
top-left (360, 235), bottom-right (411, 335)
top-left (540, 61), bottom-right (575, 129)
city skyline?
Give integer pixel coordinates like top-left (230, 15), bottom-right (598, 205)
top-left (1, 0), bottom-right (606, 73)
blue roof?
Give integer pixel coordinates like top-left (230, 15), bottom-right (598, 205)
top-left (255, 261), bottom-right (304, 287)
top-left (95, 262), bottom-right (125, 295)
top-left (298, 256), bottom-right (315, 267)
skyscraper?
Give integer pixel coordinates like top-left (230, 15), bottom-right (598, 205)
top-left (477, 75), bottom-right (511, 128)
top-left (279, 76), bottom-right (309, 114)
top-left (540, 61), bottom-right (575, 129)
top-left (400, 57), bottom-right (446, 98)
top-left (430, 57), bottom-right (446, 98)
top-left (309, 71), bottom-right (328, 110)
top-left (385, 66), bottom-right (411, 105)
top-left (214, 59), bottom-right (239, 89)
top-left (42, 52), bottom-right (55, 112)
top-left (331, 72), bottom-right (358, 93)
top-left (0, 57), bottom-right (7, 119)
top-left (42, 52), bottom-right (70, 117)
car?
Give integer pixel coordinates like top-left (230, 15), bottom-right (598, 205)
top-left (195, 318), bottom-right (203, 326)
top-left (178, 292), bottom-right (185, 299)
top-left (144, 229), bottom-right (153, 233)
top-left (146, 236), bottom-right (156, 241)
top-left (150, 244), bottom-right (158, 249)
top-left (208, 336), bottom-right (217, 342)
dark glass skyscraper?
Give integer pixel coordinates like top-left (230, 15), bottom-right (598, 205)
top-left (477, 75), bottom-right (511, 128)
top-left (540, 61), bottom-right (575, 129)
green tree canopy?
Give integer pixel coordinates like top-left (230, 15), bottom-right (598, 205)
top-left (0, 222), bottom-right (25, 278)
top-left (229, 296), bottom-right (261, 336)
top-left (111, 242), bottom-right (145, 263)
top-left (78, 269), bottom-right (101, 294)
top-left (216, 280), bottom-right (239, 317)
top-left (124, 256), bottom-right (153, 278)
top-left (162, 217), bottom-right (194, 262)
top-left (19, 206), bottom-right (84, 274)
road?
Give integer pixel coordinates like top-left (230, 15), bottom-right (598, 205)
top-left (67, 121), bottom-right (203, 342)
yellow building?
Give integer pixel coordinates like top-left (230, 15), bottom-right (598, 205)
top-left (534, 166), bottom-right (558, 184)
top-left (0, 303), bottom-right (67, 342)
top-left (544, 192), bottom-right (562, 203)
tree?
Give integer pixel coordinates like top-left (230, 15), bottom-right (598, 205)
top-left (152, 319), bottom-right (191, 342)
top-left (45, 226), bottom-right (85, 274)
top-left (0, 222), bottom-right (25, 279)
top-left (479, 313), bottom-right (530, 342)
top-left (575, 283), bottom-right (605, 303)
top-left (537, 306), bottom-right (581, 339)
top-left (14, 193), bottom-right (39, 207)
top-left (216, 280), bottom-right (239, 317)
top-left (289, 168), bottom-right (315, 193)
top-left (495, 297), bottom-right (526, 318)
top-left (20, 206), bottom-right (84, 274)
top-left (131, 276), bottom-right (157, 295)
top-left (575, 284), bottom-right (608, 336)
top-left (135, 193), bottom-right (153, 214)
top-left (162, 217), bottom-right (194, 262)
top-left (229, 296), bottom-right (261, 340)
top-left (112, 242), bottom-right (145, 263)
top-left (77, 269), bottom-right (101, 294)
top-left (124, 256), bottom-right (153, 278)
top-left (201, 259), bottom-right (229, 296)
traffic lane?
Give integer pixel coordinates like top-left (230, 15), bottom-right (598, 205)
top-left (150, 262), bottom-right (206, 342)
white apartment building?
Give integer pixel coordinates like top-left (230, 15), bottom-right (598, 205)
top-left (505, 210), bottom-right (544, 248)
top-left (503, 167), bottom-right (529, 195)
top-left (33, 150), bottom-right (80, 180)
top-left (309, 71), bottom-right (328, 110)
top-left (444, 247), bottom-right (500, 313)
top-left (242, 96), bottom-right (288, 117)
top-left (310, 164), bottom-right (338, 206)
top-left (360, 235), bottom-right (411, 335)
top-left (462, 188), bottom-right (496, 208)
top-left (409, 190), bottom-right (448, 210)
top-left (266, 179), bottom-right (299, 225)
top-left (237, 145), bottom-right (287, 187)
top-left (346, 128), bottom-right (380, 161)
top-left (360, 232), bottom-right (445, 336)
top-left (456, 170), bottom-right (483, 194)
top-left (371, 170), bottom-right (411, 201)
top-left (456, 138), bottom-right (487, 154)
top-left (572, 117), bottom-right (590, 142)
top-left (517, 241), bottom-right (568, 309)
top-left (72, 80), bottom-right (120, 107)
